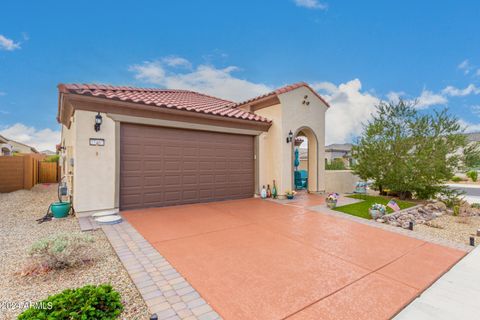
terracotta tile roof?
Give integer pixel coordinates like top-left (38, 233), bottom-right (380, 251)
top-left (58, 84), bottom-right (271, 123)
top-left (233, 82), bottom-right (331, 108)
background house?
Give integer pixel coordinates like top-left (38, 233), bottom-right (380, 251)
top-left (325, 143), bottom-right (354, 168)
top-left (0, 134), bottom-right (38, 155)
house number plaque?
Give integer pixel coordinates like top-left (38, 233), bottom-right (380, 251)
top-left (89, 138), bottom-right (105, 146)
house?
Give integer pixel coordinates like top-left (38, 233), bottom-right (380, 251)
top-left (0, 134), bottom-right (38, 155)
top-left (325, 143), bottom-right (354, 168)
top-left (40, 150), bottom-right (56, 155)
top-left (57, 82), bottom-right (329, 215)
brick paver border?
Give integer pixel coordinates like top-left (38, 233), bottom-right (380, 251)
top-left (102, 221), bottom-right (221, 320)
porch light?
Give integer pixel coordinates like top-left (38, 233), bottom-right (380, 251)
top-left (286, 130), bottom-right (294, 143)
top-left (94, 112), bottom-right (102, 132)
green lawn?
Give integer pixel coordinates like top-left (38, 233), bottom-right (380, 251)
top-left (333, 194), bottom-right (416, 219)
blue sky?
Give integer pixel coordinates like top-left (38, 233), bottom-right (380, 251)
top-left (1, 0), bottom-right (479, 150)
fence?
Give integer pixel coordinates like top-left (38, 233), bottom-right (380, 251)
top-left (38, 162), bottom-right (59, 183)
top-left (0, 154), bottom-right (58, 193)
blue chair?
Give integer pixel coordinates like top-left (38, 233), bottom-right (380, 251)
top-left (294, 170), bottom-right (308, 190)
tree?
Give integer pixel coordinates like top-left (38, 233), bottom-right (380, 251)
top-left (463, 143), bottom-right (480, 169)
top-left (352, 99), bottom-right (474, 199)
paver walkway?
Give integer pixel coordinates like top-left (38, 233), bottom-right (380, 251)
top-left (102, 222), bottom-right (220, 320)
top-left (122, 197), bottom-right (467, 320)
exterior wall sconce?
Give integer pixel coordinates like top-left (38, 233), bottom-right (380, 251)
top-left (286, 130), bottom-right (294, 143)
top-left (94, 112), bottom-right (102, 132)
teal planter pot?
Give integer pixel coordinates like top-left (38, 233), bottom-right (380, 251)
top-left (51, 202), bottom-right (71, 219)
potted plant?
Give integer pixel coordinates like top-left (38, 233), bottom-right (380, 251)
top-left (369, 203), bottom-right (386, 220)
top-left (326, 193), bottom-right (339, 208)
top-left (285, 190), bottom-right (296, 200)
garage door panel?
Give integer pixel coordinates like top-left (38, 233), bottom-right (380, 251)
top-left (122, 143), bottom-right (142, 154)
top-left (164, 175), bottom-right (182, 187)
top-left (122, 160), bottom-right (142, 171)
top-left (120, 123), bottom-right (254, 210)
top-left (144, 160), bottom-right (163, 171)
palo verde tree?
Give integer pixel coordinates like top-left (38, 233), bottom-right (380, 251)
top-left (352, 99), bottom-right (477, 200)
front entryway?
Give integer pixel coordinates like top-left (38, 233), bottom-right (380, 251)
top-left (120, 123), bottom-right (254, 210)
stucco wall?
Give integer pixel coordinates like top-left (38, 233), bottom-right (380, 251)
top-left (324, 170), bottom-right (360, 194)
top-left (278, 87), bottom-right (327, 193)
top-left (71, 110), bottom-right (117, 213)
top-left (255, 104), bottom-right (283, 192)
top-left (298, 159), bottom-right (308, 171)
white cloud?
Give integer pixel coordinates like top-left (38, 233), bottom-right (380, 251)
top-left (129, 57), bottom-right (272, 101)
top-left (0, 34), bottom-right (20, 51)
top-left (386, 91), bottom-right (404, 103)
top-left (458, 119), bottom-right (480, 133)
top-left (442, 84), bottom-right (480, 97)
top-left (458, 59), bottom-right (473, 75)
top-left (312, 79), bottom-right (379, 144)
top-left (471, 105), bottom-right (480, 117)
top-left (386, 89), bottom-right (447, 109)
top-left (414, 90), bottom-right (448, 109)
top-left (0, 123), bottom-right (60, 151)
top-left (161, 56), bottom-right (192, 68)
top-left (294, 0), bottom-right (328, 9)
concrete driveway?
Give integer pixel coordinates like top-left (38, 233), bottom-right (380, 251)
top-left (124, 197), bottom-right (465, 320)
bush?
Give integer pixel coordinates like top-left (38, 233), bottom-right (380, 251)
top-left (471, 203), bottom-right (480, 209)
top-left (26, 233), bottom-right (95, 273)
top-left (44, 154), bottom-right (60, 162)
top-left (438, 188), bottom-right (465, 209)
top-left (467, 170), bottom-right (478, 182)
top-left (18, 284), bottom-right (123, 320)
top-left (326, 158), bottom-right (346, 170)
top-left (451, 176), bottom-right (463, 182)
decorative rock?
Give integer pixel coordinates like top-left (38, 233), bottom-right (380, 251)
top-left (375, 201), bottom-right (450, 229)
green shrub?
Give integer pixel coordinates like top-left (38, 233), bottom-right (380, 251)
top-left (27, 233), bottom-right (95, 272)
top-left (438, 188), bottom-right (465, 209)
top-left (18, 284), bottom-right (123, 320)
top-left (326, 158), bottom-right (346, 170)
top-left (467, 170), bottom-right (478, 182)
top-left (44, 154), bottom-right (60, 162)
top-left (471, 203), bottom-right (480, 209)
top-left (451, 176), bottom-right (463, 182)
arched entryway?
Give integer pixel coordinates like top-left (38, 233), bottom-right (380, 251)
top-left (292, 127), bottom-right (318, 192)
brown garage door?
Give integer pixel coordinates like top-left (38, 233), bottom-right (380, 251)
top-left (120, 123), bottom-right (254, 210)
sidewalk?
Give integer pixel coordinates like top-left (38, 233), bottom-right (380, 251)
top-left (394, 245), bottom-right (480, 320)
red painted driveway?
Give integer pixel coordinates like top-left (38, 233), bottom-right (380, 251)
top-left (124, 198), bottom-right (465, 320)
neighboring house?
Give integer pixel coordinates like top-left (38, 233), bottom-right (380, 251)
top-left (466, 132), bottom-right (480, 143)
top-left (325, 143), bottom-right (354, 168)
top-left (40, 150), bottom-right (56, 155)
top-left (57, 82), bottom-right (329, 215)
top-left (0, 134), bottom-right (38, 155)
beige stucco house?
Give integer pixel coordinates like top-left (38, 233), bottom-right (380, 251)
top-left (57, 82), bottom-right (329, 215)
top-left (0, 134), bottom-right (38, 155)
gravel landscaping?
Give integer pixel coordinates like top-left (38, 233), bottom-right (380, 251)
top-left (415, 215), bottom-right (480, 246)
top-left (0, 184), bottom-right (149, 319)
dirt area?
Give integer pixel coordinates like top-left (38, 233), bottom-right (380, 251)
top-left (0, 184), bottom-right (149, 320)
top-left (415, 215), bottom-right (480, 246)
